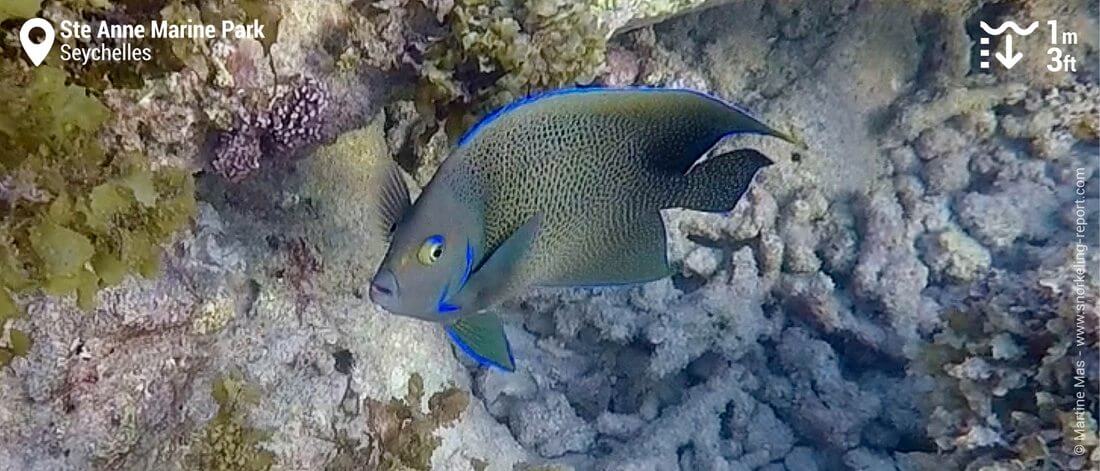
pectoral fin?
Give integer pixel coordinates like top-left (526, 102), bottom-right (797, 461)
top-left (445, 313), bottom-right (514, 371)
top-left (450, 214), bottom-right (543, 310)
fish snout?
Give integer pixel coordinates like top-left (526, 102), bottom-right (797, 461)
top-left (369, 269), bottom-right (399, 308)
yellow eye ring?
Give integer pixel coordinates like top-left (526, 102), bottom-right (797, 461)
top-left (418, 235), bottom-right (445, 265)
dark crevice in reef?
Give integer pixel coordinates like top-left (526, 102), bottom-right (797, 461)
top-left (824, 330), bottom-right (907, 376)
top-left (671, 273), bottom-right (707, 294)
top-left (913, 11), bottom-right (961, 88)
top-left (963, 1), bottom-right (1017, 75)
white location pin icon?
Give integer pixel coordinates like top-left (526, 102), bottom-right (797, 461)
top-left (20, 18), bottom-right (55, 67)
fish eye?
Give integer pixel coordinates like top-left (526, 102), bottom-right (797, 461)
top-left (418, 235), bottom-right (445, 265)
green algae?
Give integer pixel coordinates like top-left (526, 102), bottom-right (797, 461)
top-left (0, 60), bottom-right (196, 314)
top-left (188, 376), bottom-right (275, 471)
top-left (0, 0), bottom-right (40, 23)
top-left (417, 0), bottom-right (607, 136)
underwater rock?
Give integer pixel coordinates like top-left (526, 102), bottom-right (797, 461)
top-left (772, 328), bottom-right (882, 449)
top-left (956, 192), bottom-right (1025, 249)
top-left (920, 147), bottom-right (971, 195)
top-left (645, 247), bottom-right (773, 377)
top-left (783, 447), bottom-right (820, 471)
top-left (851, 189), bottom-right (933, 343)
top-left (0, 211), bottom-right (247, 468)
top-left (922, 228), bottom-right (992, 283)
top-left (843, 448), bottom-right (897, 470)
top-left (595, 365), bottom-right (758, 470)
top-left (742, 403), bottom-right (795, 464)
top-left (595, 411), bottom-right (647, 438)
top-left (778, 193), bottom-right (827, 274)
top-left (509, 391), bottom-right (596, 458)
top-left (683, 246), bottom-right (722, 278)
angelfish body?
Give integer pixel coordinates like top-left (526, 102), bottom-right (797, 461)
top-left (369, 88), bottom-right (796, 371)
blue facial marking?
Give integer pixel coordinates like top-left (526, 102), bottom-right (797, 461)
top-left (437, 283), bottom-right (460, 314)
top-left (436, 241), bottom-right (474, 315)
top-left (427, 234), bottom-right (444, 246)
top-left (459, 241), bottom-right (474, 289)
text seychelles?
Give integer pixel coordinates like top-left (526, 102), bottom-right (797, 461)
top-left (56, 19), bottom-right (265, 64)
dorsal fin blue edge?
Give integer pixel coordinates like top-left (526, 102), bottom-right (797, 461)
top-left (456, 85), bottom-right (770, 147)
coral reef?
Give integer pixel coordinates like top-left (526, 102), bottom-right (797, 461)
top-left (460, 0), bottom-right (1099, 469)
top-left (916, 265), bottom-right (1099, 469)
top-left (0, 0), bottom-right (1097, 470)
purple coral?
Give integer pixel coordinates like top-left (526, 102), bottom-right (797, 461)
top-left (0, 173), bottom-right (51, 206)
top-left (211, 76), bottom-right (331, 183)
top-left (210, 124), bottom-right (264, 183)
top-left (267, 77), bottom-right (330, 155)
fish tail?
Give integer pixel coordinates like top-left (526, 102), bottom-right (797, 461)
top-left (674, 149), bottom-right (773, 212)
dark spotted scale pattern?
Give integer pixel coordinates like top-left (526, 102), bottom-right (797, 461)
top-left (432, 89), bottom-right (775, 287)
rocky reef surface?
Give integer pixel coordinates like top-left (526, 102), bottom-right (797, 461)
top-left (0, 0), bottom-right (1098, 470)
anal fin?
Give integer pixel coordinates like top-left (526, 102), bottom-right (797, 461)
top-left (445, 313), bottom-right (515, 371)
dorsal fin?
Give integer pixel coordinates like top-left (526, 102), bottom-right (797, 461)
top-left (457, 86), bottom-right (800, 148)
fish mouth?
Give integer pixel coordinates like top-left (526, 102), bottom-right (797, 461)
top-left (369, 269), bottom-right (399, 309)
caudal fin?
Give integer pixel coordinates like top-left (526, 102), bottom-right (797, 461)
top-left (675, 149), bottom-right (772, 212)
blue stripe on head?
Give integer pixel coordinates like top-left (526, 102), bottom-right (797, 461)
top-left (459, 241), bottom-right (474, 289)
top-left (455, 85), bottom-right (770, 147)
top-left (445, 327), bottom-right (515, 371)
top-left (436, 283), bottom-right (460, 314)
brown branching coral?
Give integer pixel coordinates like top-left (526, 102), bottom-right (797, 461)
top-left (914, 265), bottom-right (1099, 469)
top-left (362, 373), bottom-right (470, 470)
